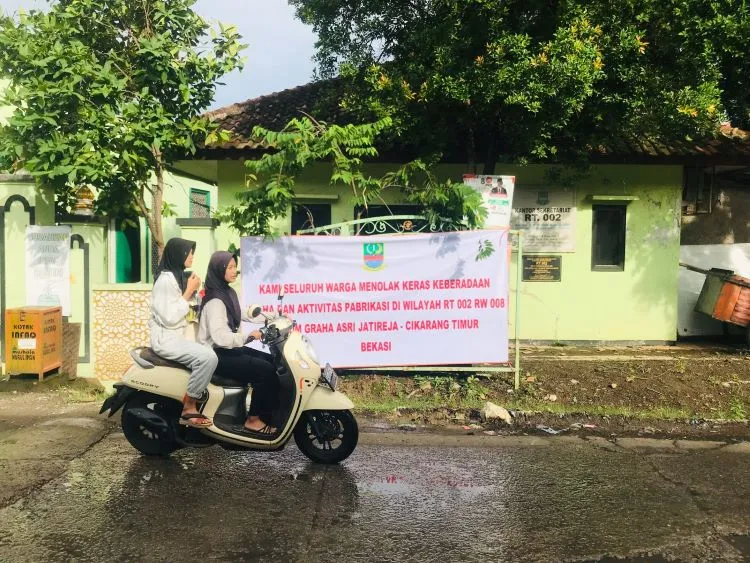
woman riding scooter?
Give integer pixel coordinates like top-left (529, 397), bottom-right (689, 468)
top-left (150, 238), bottom-right (218, 428)
top-left (198, 251), bottom-right (279, 438)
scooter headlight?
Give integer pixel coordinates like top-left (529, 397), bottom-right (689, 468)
top-left (302, 335), bottom-right (320, 366)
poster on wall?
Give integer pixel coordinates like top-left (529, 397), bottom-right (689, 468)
top-left (240, 230), bottom-right (509, 367)
top-left (511, 188), bottom-right (576, 252)
top-left (463, 175), bottom-right (516, 228)
top-left (25, 225), bottom-right (71, 315)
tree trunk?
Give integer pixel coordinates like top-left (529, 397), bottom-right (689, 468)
top-left (482, 135), bottom-right (499, 175)
top-left (152, 147), bottom-right (165, 261)
top-left (135, 150), bottom-right (166, 270)
top-left (466, 125), bottom-right (477, 175)
top-left (482, 116), bottom-right (501, 175)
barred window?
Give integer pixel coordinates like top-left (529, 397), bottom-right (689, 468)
top-left (190, 189), bottom-right (210, 219)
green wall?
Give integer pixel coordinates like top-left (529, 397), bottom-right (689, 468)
top-left (0, 160), bottom-right (684, 380)
top-left (1, 169), bottom-right (219, 376)
top-left (1, 181), bottom-right (55, 311)
top-left (208, 161), bottom-right (683, 343)
top-left (502, 164), bottom-right (681, 342)
top-left (137, 170), bottom-right (218, 284)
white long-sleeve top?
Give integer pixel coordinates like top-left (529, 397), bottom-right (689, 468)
top-left (198, 299), bottom-right (251, 349)
top-left (150, 272), bottom-right (190, 331)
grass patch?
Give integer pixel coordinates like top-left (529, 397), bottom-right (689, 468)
top-left (713, 397), bottom-right (749, 422)
top-left (354, 394), bottom-right (698, 422)
top-left (340, 370), bottom-right (750, 424)
top-left (62, 384), bottom-right (110, 404)
top-left (354, 397), bottom-right (486, 413)
top-left (0, 375), bottom-right (109, 403)
top-left (729, 397), bottom-right (748, 420)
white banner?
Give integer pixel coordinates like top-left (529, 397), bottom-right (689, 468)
top-left (511, 188), bottom-right (576, 252)
top-left (463, 175), bottom-right (516, 228)
top-left (25, 225), bottom-right (71, 315)
top-left (241, 231), bottom-right (509, 368)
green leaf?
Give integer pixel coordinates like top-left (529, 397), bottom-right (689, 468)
top-left (0, 0), bottom-right (244, 252)
top-left (292, 0), bottom-right (734, 162)
top-left (475, 240), bottom-right (495, 262)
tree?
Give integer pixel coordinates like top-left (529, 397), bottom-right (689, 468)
top-left (290, 0), bottom-right (741, 171)
top-left (0, 0), bottom-right (244, 257)
top-left (216, 116), bottom-right (486, 237)
top-left (657, 0), bottom-right (750, 130)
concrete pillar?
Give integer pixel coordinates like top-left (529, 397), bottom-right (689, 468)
top-left (176, 218), bottom-right (220, 281)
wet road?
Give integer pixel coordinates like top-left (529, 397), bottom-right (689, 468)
top-left (1, 432), bottom-right (749, 562)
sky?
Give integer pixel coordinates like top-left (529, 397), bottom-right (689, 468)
top-left (0, 0), bottom-right (319, 109)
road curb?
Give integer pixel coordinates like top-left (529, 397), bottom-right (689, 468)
top-left (358, 430), bottom-right (750, 452)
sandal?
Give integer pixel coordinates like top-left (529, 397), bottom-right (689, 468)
top-left (240, 423), bottom-right (276, 436)
top-left (179, 412), bottom-right (213, 428)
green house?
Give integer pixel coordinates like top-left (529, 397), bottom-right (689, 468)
top-left (2, 81), bottom-right (750, 378)
top-left (170, 82), bottom-right (750, 345)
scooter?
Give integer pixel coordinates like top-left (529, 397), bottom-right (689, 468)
top-left (100, 293), bottom-right (358, 464)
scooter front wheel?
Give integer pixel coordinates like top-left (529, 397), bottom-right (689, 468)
top-left (293, 410), bottom-right (358, 464)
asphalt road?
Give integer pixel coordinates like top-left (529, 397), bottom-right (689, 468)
top-left (1, 428), bottom-right (749, 562)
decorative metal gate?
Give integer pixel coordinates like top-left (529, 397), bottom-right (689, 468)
top-left (298, 216), bottom-right (523, 389)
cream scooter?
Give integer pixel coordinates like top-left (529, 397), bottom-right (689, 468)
top-left (100, 294), bottom-right (358, 464)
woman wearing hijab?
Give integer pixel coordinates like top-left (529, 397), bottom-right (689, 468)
top-left (150, 237), bottom-right (218, 428)
top-left (198, 251), bottom-right (278, 437)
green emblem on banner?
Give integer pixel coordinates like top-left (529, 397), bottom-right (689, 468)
top-left (363, 243), bottom-right (385, 271)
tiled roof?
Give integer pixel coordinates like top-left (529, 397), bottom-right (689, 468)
top-left (590, 124), bottom-right (750, 162)
top-left (204, 79), bottom-right (351, 150)
top-left (205, 81), bottom-right (750, 163)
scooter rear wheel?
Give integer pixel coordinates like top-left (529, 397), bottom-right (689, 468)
top-left (293, 410), bottom-right (358, 464)
top-left (122, 392), bottom-right (181, 456)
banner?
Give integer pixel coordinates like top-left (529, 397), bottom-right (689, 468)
top-left (511, 188), bottom-right (576, 252)
top-left (25, 226), bottom-right (71, 315)
top-left (463, 175), bottom-right (516, 228)
top-left (241, 231), bottom-right (509, 368)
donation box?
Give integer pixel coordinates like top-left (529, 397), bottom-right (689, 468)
top-left (4, 306), bottom-right (62, 380)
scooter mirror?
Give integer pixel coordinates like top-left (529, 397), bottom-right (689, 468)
top-left (277, 290), bottom-right (284, 300)
top-left (248, 305), bottom-right (263, 318)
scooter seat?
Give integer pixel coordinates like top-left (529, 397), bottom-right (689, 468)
top-left (137, 348), bottom-right (245, 387)
top-left (210, 374), bottom-right (247, 387)
top-left (139, 347), bottom-right (190, 371)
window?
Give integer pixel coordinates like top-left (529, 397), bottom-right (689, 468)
top-left (291, 203), bottom-right (332, 234)
top-left (189, 189), bottom-right (210, 218)
top-left (591, 204), bottom-right (626, 271)
top-left (682, 166), bottom-right (713, 215)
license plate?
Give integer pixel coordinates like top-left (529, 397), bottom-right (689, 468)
top-left (322, 363), bottom-right (338, 390)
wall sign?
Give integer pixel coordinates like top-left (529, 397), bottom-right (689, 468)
top-left (25, 226), bottom-right (71, 315)
top-left (463, 175), bottom-right (516, 229)
top-left (522, 255), bottom-right (562, 282)
top-left (511, 188), bottom-right (576, 252)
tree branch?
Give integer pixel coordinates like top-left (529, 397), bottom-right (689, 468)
top-left (299, 110), bottom-right (326, 133)
top-left (135, 193), bottom-right (152, 229)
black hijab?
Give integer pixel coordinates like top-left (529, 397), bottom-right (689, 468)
top-left (201, 250), bottom-right (242, 332)
top-left (155, 238), bottom-right (196, 293)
